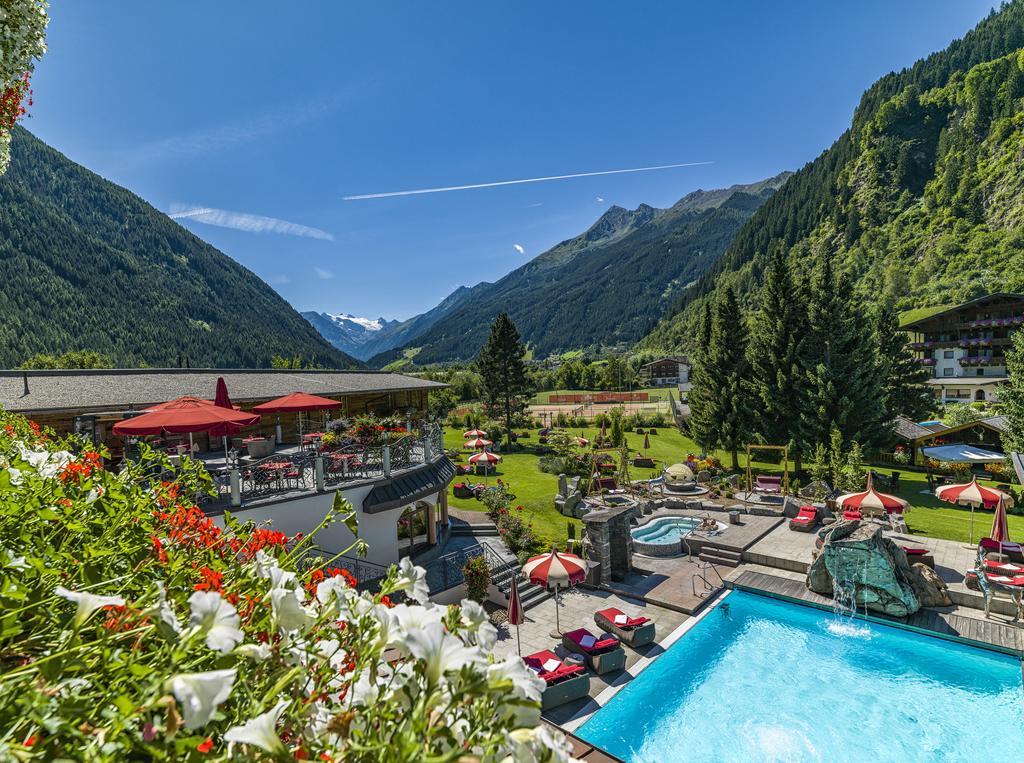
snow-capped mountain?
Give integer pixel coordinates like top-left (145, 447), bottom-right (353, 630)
top-left (300, 311), bottom-right (401, 360)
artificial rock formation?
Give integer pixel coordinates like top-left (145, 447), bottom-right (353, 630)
top-left (806, 521), bottom-right (950, 617)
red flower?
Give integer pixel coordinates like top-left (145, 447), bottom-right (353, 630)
top-left (194, 567), bottom-right (224, 593)
top-left (197, 737), bottom-right (214, 753)
top-left (150, 536), bottom-right (168, 564)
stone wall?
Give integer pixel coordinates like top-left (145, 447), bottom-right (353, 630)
top-left (582, 505), bottom-right (634, 584)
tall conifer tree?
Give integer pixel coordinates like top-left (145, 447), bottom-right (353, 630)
top-left (477, 313), bottom-right (531, 447)
top-left (688, 287), bottom-right (752, 470)
top-left (873, 300), bottom-right (933, 423)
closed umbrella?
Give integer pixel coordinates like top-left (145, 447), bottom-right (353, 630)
top-left (643, 432), bottom-right (650, 452)
top-left (213, 378), bottom-right (235, 461)
top-left (991, 498), bottom-right (1011, 544)
top-left (522, 548), bottom-right (586, 637)
top-left (936, 477), bottom-right (1014, 546)
top-left (506, 576), bottom-right (525, 654)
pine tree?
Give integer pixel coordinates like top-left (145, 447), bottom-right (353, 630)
top-left (477, 313), bottom-right (532, 447)
top-left (873, 300), bottom-right (934, 423)
top-left (747, 246), bottom-right (810, 469)
top-left (688, 287), bottom-right (752, 470)
top-left (800, 257), bottom-right (889, 452)
top-left (999, 328), bottom-right (1024, 455)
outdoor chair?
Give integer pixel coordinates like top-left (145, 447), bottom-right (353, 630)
top-left (902, 547), bottom-right (934, 569)
top-left (789, 505), bottom-right (819, 532)
top-left (561, 628), bottom-right (626, 674)
top-left (980, 538), bottom-right (1024, 564)
top-left (755, 475), bottom-right (782, 494)
top-left (522, 650), bottom-right (591, 710)
top-left (593, 608), bottom-right (655, 647)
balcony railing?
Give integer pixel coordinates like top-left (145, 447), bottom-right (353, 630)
top-left (206, 423), bottom-right (446, 508)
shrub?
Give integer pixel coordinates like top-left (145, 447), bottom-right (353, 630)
top-left (0, 410), bottom-right (571, 761)
top-left (462, 554), bottom-right (491, 603)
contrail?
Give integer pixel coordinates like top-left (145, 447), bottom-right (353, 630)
top-left (343, 161), bottom-right (713, 200)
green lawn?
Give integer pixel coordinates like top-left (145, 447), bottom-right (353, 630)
top-left (445, 425), bottom-right (1023, 548)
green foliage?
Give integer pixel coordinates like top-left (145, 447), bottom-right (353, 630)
top-left (609, 407), bottom-right (624, 449)
top-left (19, 349), bottom-right (112, 369)
top-left (873, 300), bottom-right (933, 422)
top-left (1000, 328), bottom-right (1024, 454)
top-left (644, 2), bottom-right (1024, 349)
top-left (477, 313), bottom-right (532, 447)
top-left (462, 554), bottom-right (491, 603)
top-left (942, 402), bottom-right (986, 427)
top-left (688, 287), bottom-right (752, 469)
top-left (0, 128), bottom-right (359, 369)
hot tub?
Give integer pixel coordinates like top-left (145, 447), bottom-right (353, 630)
top-left (631, 516), bottom-right (727, 556)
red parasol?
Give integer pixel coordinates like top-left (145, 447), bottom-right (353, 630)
top-left (990, 499), bottom-right (1011, 544)
top-left (252, 392), bottom-right (343, 414)
top-left (506, 575), bottom-right (525, 654)
top-left (521, 548), bottom-right (586, 635)
top-left (936, 477), bottom-right (1014, 546)
top-left (113, 399), bottom-right (259, 436)
top-left (214, 377), bottom-right (233, 409)
top-left (836, 474), bottom-right (908, 515)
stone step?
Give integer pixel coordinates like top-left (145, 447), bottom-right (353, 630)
top-left (699, 550), bottom-right (740, 568)
top-left (700, 545), bottom-right (741, 562)
top-left (519, 586), bottom-right (552, 611)
top-left (450, 524), bottom-right (498, 536)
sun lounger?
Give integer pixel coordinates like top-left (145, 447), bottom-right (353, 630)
top-left (983, 559), bottom-right (1024, 575)
top-left (789, 505), bottom-right (819, 532)
top-left (980, 538), bottom-right (1024, 563)
top-left (901, 547), bottom-right (934, 569)
top-left (561, 628), bottom-right (626, 674)
top-left (593, 608), bottom-right (655, 647)
top-left (523, 650), bottom-right (591, 710)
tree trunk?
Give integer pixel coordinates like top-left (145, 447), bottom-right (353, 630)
top-left (731, 448), bottom-right (740, 472)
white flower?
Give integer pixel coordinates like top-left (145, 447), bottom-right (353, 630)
top-left (167, 670), bottom-right (236, 729)
top-left (147, 582), bottom-right (180, 635)
top-left (235, 643), bottom-right (272, 661)
top-left (393, 557), bottom-right (430, 604)
top-left (224, 700), bottom-right (289, 755)
top-left (402, 624), bottom-right (484, 686)
top-left (459, 599), bottom-right (498, 651)
top-left (503, 725), bottom-right (577, 763)
top-left (349, 671), bottom-right (381, 708)
top-left (488, 654), bottom-right (544, 703)
top-left (54, 586), bottom-right (125, 627)
top-left (0, 546), bottom-right (27, 571)
top-left (188, 591), bottom-right (243, 653)
top-left (252, 550), bottom-right (296, 589)
top-left (271, 586), bottom-right (315, 634)
top-left (6, 467), bottom-right (22, 486)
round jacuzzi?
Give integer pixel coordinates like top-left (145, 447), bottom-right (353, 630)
top-left (631, 516), bottom-right (727, 556)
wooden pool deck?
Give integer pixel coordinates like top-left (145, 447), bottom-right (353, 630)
top-left (729, 569), bottom-right (1023, 656)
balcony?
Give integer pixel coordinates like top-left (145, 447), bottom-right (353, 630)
top-left (917, 358), bottom-right (936, 366)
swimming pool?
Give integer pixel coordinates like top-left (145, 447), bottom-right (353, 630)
top-left (576, 591), bottom-right (1023, 762)
top-left (631, 516), bottom-right (724, 544)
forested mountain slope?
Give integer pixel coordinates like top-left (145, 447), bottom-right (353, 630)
top-left (642, 1), bottom-right (1024, 351)
top-left (370, 172), bottom-right (790, 366)
top-left (0, 128), bottom-right (358, 368)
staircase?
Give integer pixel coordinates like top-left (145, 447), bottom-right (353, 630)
top-left (490, 559), bottom-right (552, 611)
top-left (451, 522), bottom-right (498, 537)
top-left (698, 543), bottom-right (742, 569)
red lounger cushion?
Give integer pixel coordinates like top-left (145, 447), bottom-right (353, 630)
top-left (523, 650), bottom-right (585, 684)
top-left (597, 607), bottom-right (650, 628)
top-left (984, 559), bottom-right (1024, 574)
top-left (980, 538), bottom-right (1024, 553)
top-left (985, 573), bottom-right (1024, 587)
top-left (564, 628), bottom-right (619, 653)
top-left (843, 510), bottom-right (862, 520)
top-left (902, 547), bottom-right (930, 556)
top-left (793, 507), bottom-right (817, 522)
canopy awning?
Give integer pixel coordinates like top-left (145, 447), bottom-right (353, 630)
top-left (113, 399), bottom-right (260, 436)
top-left (251, 391), bottom-right (343, 414)
top-left (921, 443), bottom-right (1005, 463)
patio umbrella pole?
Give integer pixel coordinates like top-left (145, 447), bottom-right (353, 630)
top-left (550, 583), bottom-right (561, 639)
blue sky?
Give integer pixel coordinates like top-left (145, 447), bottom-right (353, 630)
top-left (28, 1), bottom-right (995, 320)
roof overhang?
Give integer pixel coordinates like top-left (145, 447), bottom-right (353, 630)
top-left (362, 457), bottom-right (456, 514)
top-left (921, 443), bottom-right (1005, 463)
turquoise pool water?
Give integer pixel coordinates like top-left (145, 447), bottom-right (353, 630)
top-left (577, 591), bottom-right (1023, 762)
top-left (631, 517), bottom-right (710, 544)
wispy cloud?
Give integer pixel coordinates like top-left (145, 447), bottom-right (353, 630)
top-left (266, 274), bottom-right (291, 286)
top-left (169, 204), bottom-right (334, 240)
top-left (526, 202), bottom-right (544, 208)
top-left (513, 244), bottom-right (525, 255)
top-left (596, 196), bottom-right (605, 202)
top-left (314, 267), bottom-right (334, 280)
top-left (343, 161), bottom-right (713, 200)
top-left (120, 93), bottom-right (345, 166)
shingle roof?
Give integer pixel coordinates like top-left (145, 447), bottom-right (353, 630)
top-left (363, 457), bottom-right (456, 514)
top-left (893, 415), bottom-right (940, 441)
top-left (902, 293), bottom-right (1024, 331)
top-left (981, 415), bottom-right (1009, 433)
top-left (0, 368), bottom-right (446, 413)
top-left (640, 356), bottom-right (689, 369)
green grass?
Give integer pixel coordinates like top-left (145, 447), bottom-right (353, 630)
top-left (899, 304), bottom-right (952, 327)
top-left (445, 425), bottom-right (1023, 548)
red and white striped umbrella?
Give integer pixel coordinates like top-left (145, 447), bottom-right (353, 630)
top-left (991, 499), bottom-right (1011, 544)
top-left (837, 475), bottom-right (908, 515)
top-left (935, 477), bottom-right (1013, 509)
top-left (521, 549), bottom-right (586, 634)
top-left (463, 429), bottom-right (488, 438)
top-left (464, 437), bottom-right (493, 449)
top-left (936, 477), bottom-right (1013, 546)
top-left (506, 577), bottom-right (525, 654)
top-left (468, 450), bottom-right (501, 465)
top-left (577, 435), bottom-right (590, 446)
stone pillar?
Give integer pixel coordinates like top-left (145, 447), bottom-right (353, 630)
top-left (439, 489), bottom-right (449, 524)
top-left (314, 456), bottom-right (325, 492)
top-left (229, 468), bottom-right (241, 508)
top-left (426, 503), bottom-right (436, 545)
top-left (383, 444), bottom-right (391, 477)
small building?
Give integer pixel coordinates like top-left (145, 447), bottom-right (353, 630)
top-left (903, 293), bottom-right (1024, 405)
top-left (639, 356), bottom-right (690, 387)
top-left (893, 414), bottom-right (1008, 465)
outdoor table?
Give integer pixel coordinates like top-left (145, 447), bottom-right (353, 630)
top-left (259, 461), bottom-right (291, 471)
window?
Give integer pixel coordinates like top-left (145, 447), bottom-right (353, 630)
top-left (943, 350), bottom-right (954, 359)
top-left (943, 367), bottom-right (954, 377)
top-left (977, 368), bottom-right (984, 376)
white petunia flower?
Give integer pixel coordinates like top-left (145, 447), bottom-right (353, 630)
top-left (393, 557), bottom-right (430, 603)
top-left (488, 654), bottom-right (545, 703)
top-left (402, 625), bottom-right (484, 686)
top-left (224, 700), bottom-right (289, 754)
top-left (167, 669), bottom-right (236, 729)
top-left (188, 591), bottom-right (243, 653)
top-left (235, 643), bottom-right (273, 661)
top-left (252, 550), bottom-right (296, 589)
top-left (459, 599), bottom-right (498, 651)
top-left (271, 586), bottom-right (315, 634)
top-left (349, 672), bottom-right (381, 708)
top-left (54, 586), bottom-right (125, 627)
top-left (147, 582), bottom-right (181, 634)
top-left (6, 467), bottom-right (22, 486)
